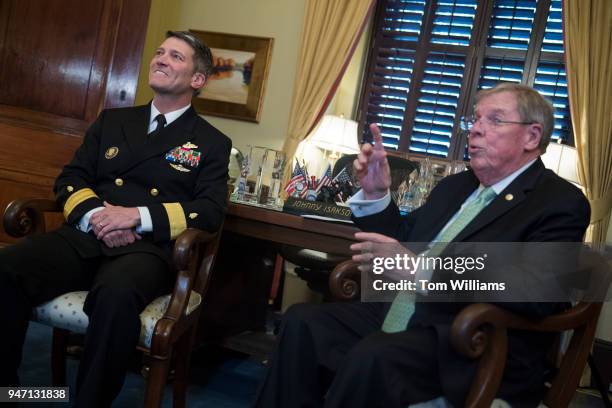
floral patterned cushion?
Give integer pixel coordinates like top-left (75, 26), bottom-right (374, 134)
top-left (32, 290), bottom-right (202, 349)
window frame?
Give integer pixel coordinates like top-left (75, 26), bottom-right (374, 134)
top-left (356, 0), bottom-right (572, 161)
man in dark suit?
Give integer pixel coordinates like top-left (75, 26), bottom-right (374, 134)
top-left (255, 83), bottom-right (590, 407)
top-left (0, 31), bottom-right (231, 406)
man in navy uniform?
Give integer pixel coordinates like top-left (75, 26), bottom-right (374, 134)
top-left (0, 31), bottom-right (231, 406)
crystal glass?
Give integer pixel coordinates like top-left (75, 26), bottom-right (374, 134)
top-left (256, 149), bottom-right (285, 207)
top-left (397, 169), bottom-right (419, 215)
top-left (235, 145), bottom-right (267, 203)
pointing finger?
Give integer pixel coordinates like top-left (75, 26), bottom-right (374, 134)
top-left (369, 123), bottom-right (383, 150)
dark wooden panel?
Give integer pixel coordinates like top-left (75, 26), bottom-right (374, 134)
top-left (104, 0), bottom-right (152, 108)
top-left (0, 122), bottom-right (82, 178)
top-left (0, 0), bottom-right (105, 119)
top-left (0, 0), bottom-right (150, 129)
top-left (0, 121), bottom-right (82, 244)
top-left (0, 0), bottom-right (151, 246)
top-left (0, 104), bottom-right (88, 137)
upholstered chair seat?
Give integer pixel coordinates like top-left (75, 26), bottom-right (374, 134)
top-left (32, 290), bottom-right (202, 349)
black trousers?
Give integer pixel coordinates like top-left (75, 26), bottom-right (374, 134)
top-left (254, 301), bottom-right (445, 408)
top-left (0, 231), bottom-right (174, 407)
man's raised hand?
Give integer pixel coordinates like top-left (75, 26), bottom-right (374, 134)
top-left (353, 124), bottom-right (391, 200)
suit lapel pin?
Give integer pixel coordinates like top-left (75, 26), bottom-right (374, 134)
top-left (105, 147), bottom-right (119, 159)
top-left (505, 193), bottom-right (514, 201)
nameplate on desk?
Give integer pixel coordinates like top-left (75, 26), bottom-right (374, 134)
top-left (282, 197), bottom-right (352, 221)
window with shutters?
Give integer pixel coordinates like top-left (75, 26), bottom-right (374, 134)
top-left (357, 0), bottom-right (572, 161)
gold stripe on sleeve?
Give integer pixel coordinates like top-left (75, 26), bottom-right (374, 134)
top-left (162, 202), bottom-right (187, 240)
top-left (63, 188), bottom-right (98, 219)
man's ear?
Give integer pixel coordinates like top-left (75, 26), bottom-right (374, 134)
top-left (524, 123), bottom-right (542, 151)
top-left (191, 72), bottom-right (206, 90)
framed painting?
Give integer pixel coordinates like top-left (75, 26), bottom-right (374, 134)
top-left (190, 30), bottom-right (273, 123)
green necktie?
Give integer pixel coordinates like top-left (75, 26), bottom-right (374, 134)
top-left (381, 187), bottom-right (497, 333)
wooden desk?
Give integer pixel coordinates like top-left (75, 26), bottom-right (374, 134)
top-left (224, 202), bottom-right (359, 255)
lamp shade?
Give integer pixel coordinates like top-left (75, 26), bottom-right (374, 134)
top-left (307, 115), bottom-right (359, 154)
top-left (541, 142), bottom-right (580, 185)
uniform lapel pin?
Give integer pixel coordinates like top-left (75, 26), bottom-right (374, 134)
top-left (105, 147), bottom-right (119, 159)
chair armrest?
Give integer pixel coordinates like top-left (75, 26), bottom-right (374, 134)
top-left (150, 228), bottom-right (217, 355)
top-left (329, 260), bottom-right (361, 301)
top-left (451, 302), bottom-right (598, 358)
top-left (450, 302), bottom-right (600, 408)
top-left (3, 198), bottom-right (60, 237)
top-left (164, 228), bottom-right (217, 322)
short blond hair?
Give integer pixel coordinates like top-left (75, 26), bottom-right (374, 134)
top-left (475, 83), bottom-right (555, 152)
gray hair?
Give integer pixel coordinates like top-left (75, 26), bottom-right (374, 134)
top-left (476, 83), bottom-right (555, 152)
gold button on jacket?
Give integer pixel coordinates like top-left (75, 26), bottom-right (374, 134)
top-left (150, 188), bottom-right (159, 197)
top-left (115, 178), bottom-right (124, 186)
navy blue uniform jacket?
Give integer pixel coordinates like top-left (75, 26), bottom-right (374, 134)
top-left (53, 104), bottom-right (231, 264)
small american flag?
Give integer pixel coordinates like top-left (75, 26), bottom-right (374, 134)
top-left (284, 160), bottom-right (306, 195)
top-left (315, 164), bottom-right (332, 193)
top-left (332, 166), bottom-right (352, 184)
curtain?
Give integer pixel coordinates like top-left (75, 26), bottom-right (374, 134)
top-left (564, 0), bottom-right (612, 243)
top-left (281, 0), bottom-right (374, 180)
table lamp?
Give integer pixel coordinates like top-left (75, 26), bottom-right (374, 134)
top-left (541, 141), bottom-right (580, 187)
top-left (307, 114), bottom-right (360, 162)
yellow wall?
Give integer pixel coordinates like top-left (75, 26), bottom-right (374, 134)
top-left (328, 17), bottom-right (371, 119)
top-left (136, 0), bottom-right (306, 153)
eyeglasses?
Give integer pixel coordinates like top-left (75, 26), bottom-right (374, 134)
top-left (460, 115), bottom-right (535, 132)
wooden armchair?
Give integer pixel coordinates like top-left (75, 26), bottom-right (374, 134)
top-left (329, 259), bottom-right (605, 408)
top-left (3, 198), bottom-right (224, 407)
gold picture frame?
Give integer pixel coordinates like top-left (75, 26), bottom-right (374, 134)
top-left (190, 29), bottom-right (273, 123)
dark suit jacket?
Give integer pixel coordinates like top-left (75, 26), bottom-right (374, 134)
top-left (53, 104), bottom-right (231, 264)
top-left (354, 159), bottom-right (590, 407)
